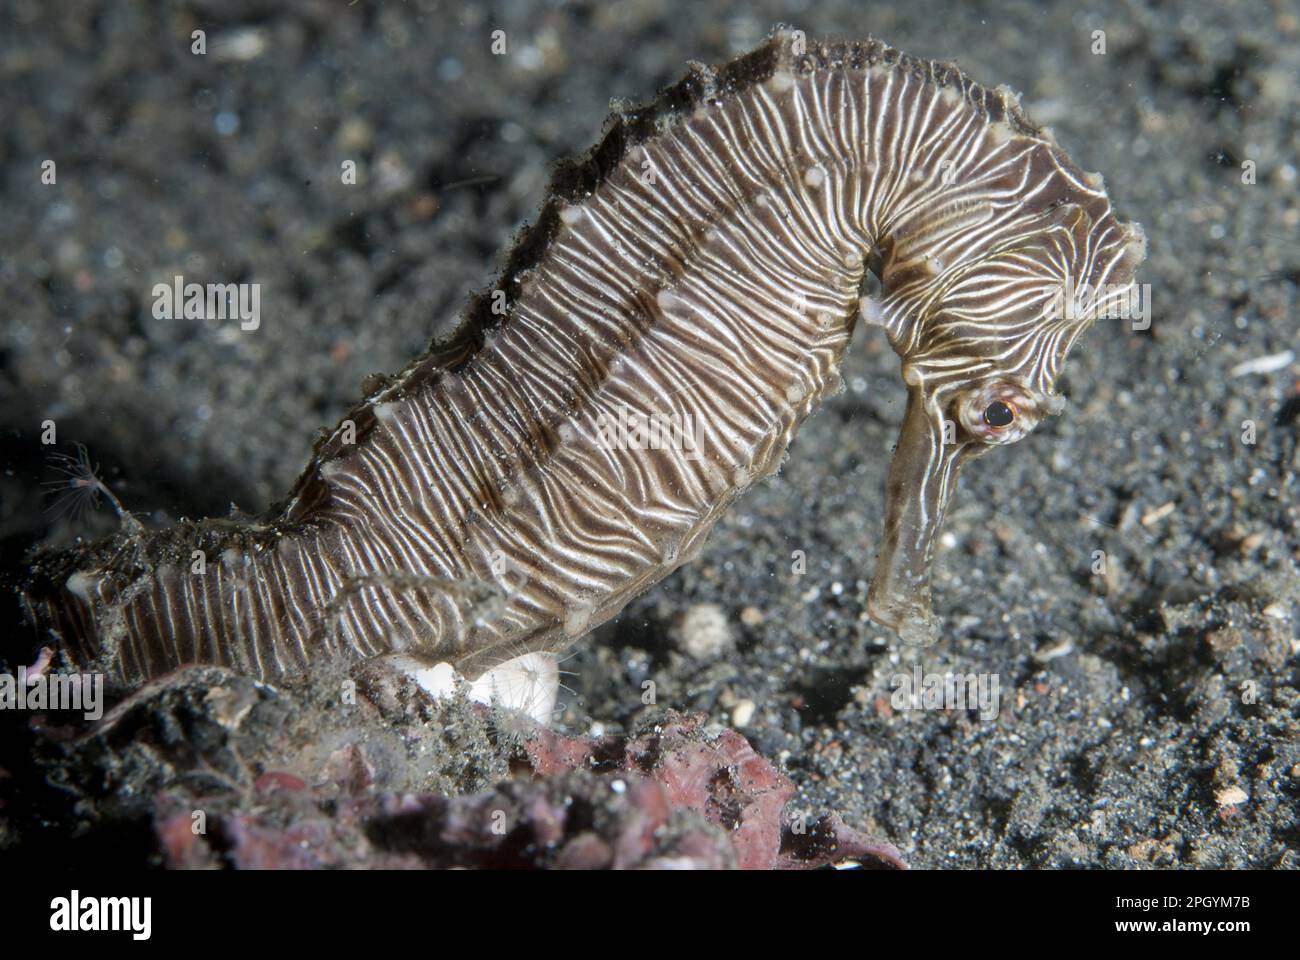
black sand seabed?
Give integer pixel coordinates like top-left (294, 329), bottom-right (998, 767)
top-left (0, 0), bottom-right (1296, 868)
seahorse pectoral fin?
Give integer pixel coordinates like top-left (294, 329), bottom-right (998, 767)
top-left (867, 387), bottom-right (971, 646)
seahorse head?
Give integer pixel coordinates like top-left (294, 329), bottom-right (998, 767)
top-left (865, 196), bottom-right (1146, 644)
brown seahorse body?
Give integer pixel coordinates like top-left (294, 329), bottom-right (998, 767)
top-left (20, 29), bottom-right (1145, 687)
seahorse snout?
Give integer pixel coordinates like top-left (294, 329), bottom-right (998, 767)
top-left (867, 371), bottom-right (1071, 644)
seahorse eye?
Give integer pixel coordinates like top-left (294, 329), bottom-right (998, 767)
top-left (983, 400), bottom-right (1015, 428)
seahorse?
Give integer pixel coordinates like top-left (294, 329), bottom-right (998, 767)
top-left (19, 28), bottom-right (1146, 699)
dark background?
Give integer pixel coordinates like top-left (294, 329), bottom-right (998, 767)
top-left (1, 0), bottom-right (1296, 867)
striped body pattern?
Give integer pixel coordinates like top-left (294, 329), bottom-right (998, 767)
top-left (22, 30), bottom-right (1144, 686)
